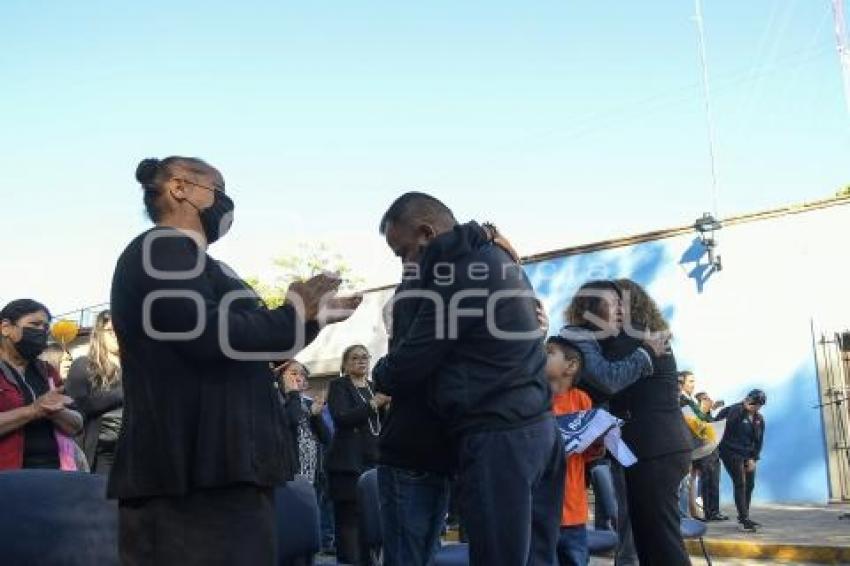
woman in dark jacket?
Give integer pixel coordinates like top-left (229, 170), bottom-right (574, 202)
top-left (326, 344), bottom-right (389, 565)
top-left (109, 156), bottom-right (359, 565)
top-left (717, 389), bottom-right (766, 531)
top-left (276, 359), bottom-right (331, 484)
top-left (561, 279), bottom-right (693, 566)
top-left (66, 310), bottom-right (124, 475)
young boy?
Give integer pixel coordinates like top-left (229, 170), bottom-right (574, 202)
top-left (546, 336), bottom-right (595, 566)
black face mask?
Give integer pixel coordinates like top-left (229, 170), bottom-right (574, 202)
top-left (14, 327), bottom-right (48, 362)
top-left (198, 190), bottom-right (235, 244)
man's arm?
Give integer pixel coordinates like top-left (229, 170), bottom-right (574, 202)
top-left (372, 283), bottom-right (459, 397)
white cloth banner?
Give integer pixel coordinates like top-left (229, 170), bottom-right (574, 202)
top-left (556, 408), bottom-right (637, 467)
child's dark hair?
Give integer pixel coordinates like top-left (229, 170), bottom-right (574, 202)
top-left (546, 336), bottom-right (583, 368)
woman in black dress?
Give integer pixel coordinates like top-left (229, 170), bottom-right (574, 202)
top-left (325, 344), bottom-right (390, 565)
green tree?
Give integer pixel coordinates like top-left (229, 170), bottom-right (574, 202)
top-left (246, 242), bottom-right (363, 308)
top-left (838, 184), bottom-right (850, 197)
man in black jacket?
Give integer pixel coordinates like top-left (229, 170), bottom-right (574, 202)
top-left (717, 389), bottom-right (767, 531)
top-left (111, 156), bottom-right (360, 565)
top-left (373, 192), bottom-right (564, 566)
top-left (374, 276), bottom-right (456, 566)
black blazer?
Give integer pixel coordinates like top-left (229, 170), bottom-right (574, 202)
top-left (603, 334), bottom-right (695, 459)
top-left (325, 376), bottom-right (382, 475)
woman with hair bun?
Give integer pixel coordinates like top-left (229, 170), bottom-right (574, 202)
top-left (109, 156), bottom-right (361, 564)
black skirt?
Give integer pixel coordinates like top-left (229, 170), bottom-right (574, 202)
top-left (118, 484), bottom-right (275, 566)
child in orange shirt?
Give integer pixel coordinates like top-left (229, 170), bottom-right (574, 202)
top-left (546, 336), bottom-right (595, 566)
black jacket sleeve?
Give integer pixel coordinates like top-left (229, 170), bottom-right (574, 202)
top-left (559, 327), bottom-right (654, 396)
top-left (309, 412), bottom-right (332, 446)
top-left (327, 378), bottom-right (373, 429)
top-left (65, 358), bottom-right (123, 420)
top-left (139, 233), bottom-right (320, 363)
top-left (283, 391), bottom-right (306, 435)
top-left (372, 278), bottom-right (477, 397)
top-left (64, 359), bottom-right (93, 416)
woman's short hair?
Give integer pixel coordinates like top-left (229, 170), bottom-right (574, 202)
top-left (340, 344), bottom-right (369, 374)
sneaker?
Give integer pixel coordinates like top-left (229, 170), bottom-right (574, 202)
top-left (739, 518), bottom-right (758, 532)
top-left (749, 519), bottom-right (762, 527)
top-left (706, 513), bottom-right (729, 521)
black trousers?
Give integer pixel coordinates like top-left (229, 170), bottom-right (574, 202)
top-left (609, 460), bottom-right (638, 566)
top-left (720, 451), bottom-right (756, 521)
top-left (118, 484), bottom-right (275, 566)
top-left (695, 450), bottom-right (721, 518)
top-left (333, 499), bottom-right (372, 565)
top-left (624, 451), bottom-right (692, 566)
top-left (458, 417), bottom-right (565, 566)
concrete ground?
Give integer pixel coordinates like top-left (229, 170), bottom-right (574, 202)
top-left (317, 503), bottom-right (850, 564)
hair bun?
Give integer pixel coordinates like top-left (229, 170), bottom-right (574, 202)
top-left (135, 158), bottom-right (161, 185)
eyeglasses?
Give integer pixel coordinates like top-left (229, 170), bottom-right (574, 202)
top-left (349, 355), bottom-right (371, 362)
top-left (175, 177), bottom-right (225, 193)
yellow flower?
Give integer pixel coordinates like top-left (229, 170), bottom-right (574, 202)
top-left (51, 319), bottom-right (79, 346)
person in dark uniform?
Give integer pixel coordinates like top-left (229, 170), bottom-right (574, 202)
top-left (717, 389), bottom-right (766, 532)
top-left (109, 156), bottom-right (360, 565)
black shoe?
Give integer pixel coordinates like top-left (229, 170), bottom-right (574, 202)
top-left (706, 513), bottom-right (729, 521)
top-left (739, 518), bottom-right (758, 531)
top-left (749, 519), bottom-right (762, 527)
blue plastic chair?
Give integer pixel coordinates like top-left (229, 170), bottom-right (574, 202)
top-left (433, 542), bottom-right (469, 566)
top-left (356, 469), bottom-right (384, 564)
top-left (276, 476), bottom-right (323, 565)
top-left (681, 516), bottom-right (712, 565)
top-left (0, 470), bottom-right (119, 565)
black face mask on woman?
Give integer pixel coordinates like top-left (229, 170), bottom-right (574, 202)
top-left (14, 327), bottom-right (48, 362)
top-left (198, 190), bottom-right (235, 244)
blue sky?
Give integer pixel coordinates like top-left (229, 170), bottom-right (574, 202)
top-left (1, 0), bottom-right (847, 315)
